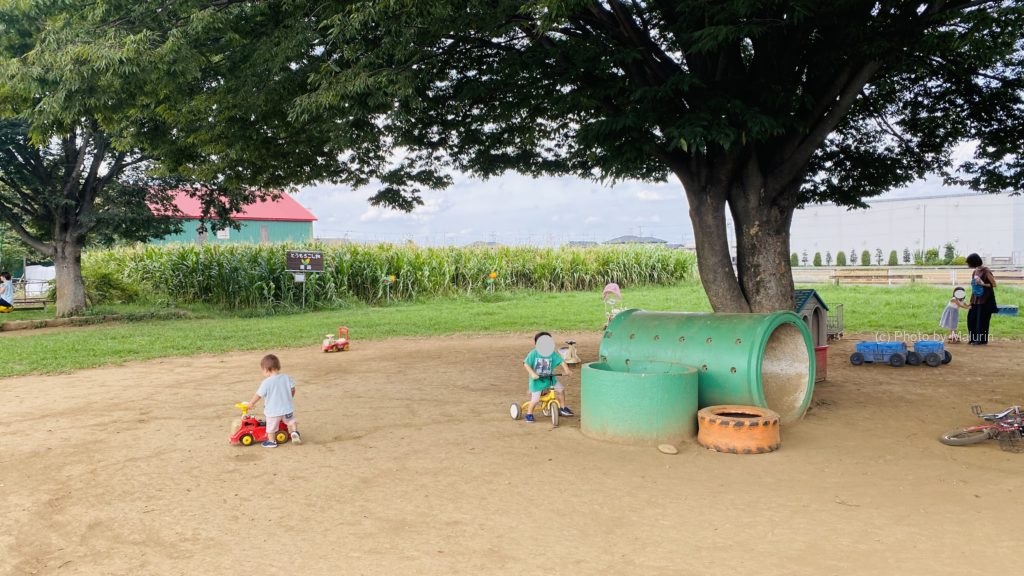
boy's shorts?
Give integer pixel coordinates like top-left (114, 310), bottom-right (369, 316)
top-left (265, 412), bottom-right (297, 432)
top-left (530, 382), bottom-right (564, 402)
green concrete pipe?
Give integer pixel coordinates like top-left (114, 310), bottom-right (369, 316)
top-left (581, 361), bottom-right (699, 445)
top-left (599, 310), bottom-right (815, 423)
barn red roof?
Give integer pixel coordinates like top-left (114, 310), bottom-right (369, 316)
top-left (169, 191), bottom-right (317, 222)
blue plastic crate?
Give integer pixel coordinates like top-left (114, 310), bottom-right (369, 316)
top-left (854, 341), bottom-right (907, 363)
top-left (914, 341), bottom-right (945, 356)
top-left (997, 305), bottom-right (1019, 317)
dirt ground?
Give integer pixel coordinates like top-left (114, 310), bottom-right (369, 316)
top-left (2, 332), bottom-right (1022, 576)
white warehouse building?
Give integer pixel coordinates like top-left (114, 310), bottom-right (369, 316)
top-left (789, 192), bottom-right (1024, 265)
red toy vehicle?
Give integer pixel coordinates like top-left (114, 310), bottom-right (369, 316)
top-left (321, 326), bottom-right (350, 352)
top-left (230, 403), bottom-right (290, 446)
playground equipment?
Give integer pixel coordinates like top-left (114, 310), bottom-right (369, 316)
top-left (581, 361), bottom-right (698, 445)
top-left (558, 340), bottom-right (581, 365)
top-left (850, 340), bottom-right (950, 368)
top-left (595, 310), bottom-right (814, 425)
top-left (229, 402), bottom-right (289, 446)
top-left (602, 283), bottom-right (624, 328)
top-left (0, 304), bottom-right (11, 314)
top-left (510, 375), bottom-right (562, 426)
top-left (850, 341), bottom-right (910, 367)
top-left (697, 405), bottom-right (782, 454)
top-left (913, 340), bottom-right (951, 366)
top-left (321, 327), bottom-right (350, 352)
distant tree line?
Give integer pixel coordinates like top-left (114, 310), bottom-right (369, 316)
top-left (792, 242), bottom-right (965, 266)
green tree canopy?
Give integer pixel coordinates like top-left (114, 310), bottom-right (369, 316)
top-left (68, 0), bottom-right (1024, 312)
top-left (836, 251), bottom-right (847, 266)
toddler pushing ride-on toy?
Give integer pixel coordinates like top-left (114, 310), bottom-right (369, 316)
top-left (510, 374), bottom-right (562, 426)
top-left (230, 402), bottom-right (290, 446)
top-left (321, 326), bottom-right (350, 352)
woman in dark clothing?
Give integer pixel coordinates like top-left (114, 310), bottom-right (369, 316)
top-left (966, 253), bottom-right (998, 345)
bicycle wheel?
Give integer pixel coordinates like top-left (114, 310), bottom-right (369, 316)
top-left (510, 403), bottom-right (522, 420)
top-left (940, 428), bottom-right (994, 446)
top-left (550, 402), bottom-right (560, 427)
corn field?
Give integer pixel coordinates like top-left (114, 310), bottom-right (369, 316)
top-left (83, 242), bottom-right (696, 308)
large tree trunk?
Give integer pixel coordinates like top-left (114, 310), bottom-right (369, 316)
top-left (53, 239), bottom-right (86, 317)
top-left (683, 183), bottom-right (751, 313)
top-left (673, 155), bottom-right (800, 314)
top-left (728, 181), bottom-right (799, 313)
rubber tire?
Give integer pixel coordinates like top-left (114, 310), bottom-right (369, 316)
top-left (275, 430), bottom-right (289, 443)
top-left (940, 428), bottom-right (994, 446)
top-left (890, 354), bottom-right (905, 368)
top-left (240, 434), bottom-right (254, 446)
top-left (942, 351), bottom-right (952, 364)
top-left (925, 352), bottom-right (942, 367)
top-left (510, 403), bottom-right (522, 420)
top-left (550, 402), bottom-right (560, 427)
top-left (906, 352), bottom-right (921, 366)
top-left (697, 405), bottom-right (781, 454)
top-left (850, 352), bottom-right (864, 366)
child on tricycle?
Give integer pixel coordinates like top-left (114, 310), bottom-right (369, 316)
top-left (521, 332), bottom-right (574, 422)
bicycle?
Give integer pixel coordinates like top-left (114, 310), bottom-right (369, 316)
top-left (940, 405), bottom-right (1024, 452)
top-left (509, 374), bottom-right (562, 427)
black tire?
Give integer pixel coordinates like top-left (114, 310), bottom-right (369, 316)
top-left (890, 354), bottom-right (905, 368)
top-left (942, 351), bottom-right (952, 364)
top-left (275, 430), bottom-right (289, 443)
top-left (239, 433), bottom-right (254, 446)
top-left (850, 352), bottom-right (864, 366)
top-left (940, 428), bottom-right (994, 446)
top-left (906, 352), bottom-right (921, 366)
top-left (925, 352), bottom-right (941, 367)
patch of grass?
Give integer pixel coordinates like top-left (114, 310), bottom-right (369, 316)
top-left (1, 308), bottom-right (56, 322)
top-left (4, 281), bottom-right (1023, 377)
top-left (811, 283), bottom-right (1024, 338)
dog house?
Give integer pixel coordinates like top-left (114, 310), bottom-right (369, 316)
top-left (794, 289), bottom-right (829, 348)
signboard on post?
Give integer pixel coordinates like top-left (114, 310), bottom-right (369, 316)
top-left (286, 251), bottom-right (324, 272)
top-left (286, 251), bottom-right (324, 308)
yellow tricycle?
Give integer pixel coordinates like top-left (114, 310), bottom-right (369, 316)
top-left (510, 374), bottom-right (561, 426)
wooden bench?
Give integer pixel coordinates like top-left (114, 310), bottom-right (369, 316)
top-left (12, 297), bottom-right (53, 311)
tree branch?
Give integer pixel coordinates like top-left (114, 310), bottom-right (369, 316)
top-left (768, 61), bottom-right (882, 197)
top-left (0, 201), bottom-right (51, 254)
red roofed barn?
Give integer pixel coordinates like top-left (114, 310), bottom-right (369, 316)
top-left (154, 191), bottom-right (316, 245)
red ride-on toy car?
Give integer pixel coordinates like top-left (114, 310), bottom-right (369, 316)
top-left (230, 402), bottom-right (289, 446)
top-left (321, 326), bottom-right (350, 352)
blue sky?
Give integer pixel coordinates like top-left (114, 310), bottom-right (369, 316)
top-left (294, 170), bottom-right (976, 247)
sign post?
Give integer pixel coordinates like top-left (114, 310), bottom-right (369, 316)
top-left (286, 251), bottom-right (324, 309)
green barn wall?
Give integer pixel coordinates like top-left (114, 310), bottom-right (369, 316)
top-left (154, 220), bottom-right (313, 245)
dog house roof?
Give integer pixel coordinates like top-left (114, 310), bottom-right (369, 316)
top-left (794, 289), bottom-right (829, 313)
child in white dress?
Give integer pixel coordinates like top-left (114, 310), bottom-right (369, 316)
top-left (939, 287), bottom-right (971, 343)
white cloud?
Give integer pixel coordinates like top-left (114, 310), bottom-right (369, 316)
top-left (637, 190), bottom-right (667, 201)
top-left (360, 197), bottom-right (451, 223)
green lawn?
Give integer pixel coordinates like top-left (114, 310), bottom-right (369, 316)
top-left (3, 282), bottom-right (1022, 377)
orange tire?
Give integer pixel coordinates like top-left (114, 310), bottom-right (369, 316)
top-left (697, 405), bottom-right (781, 454)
